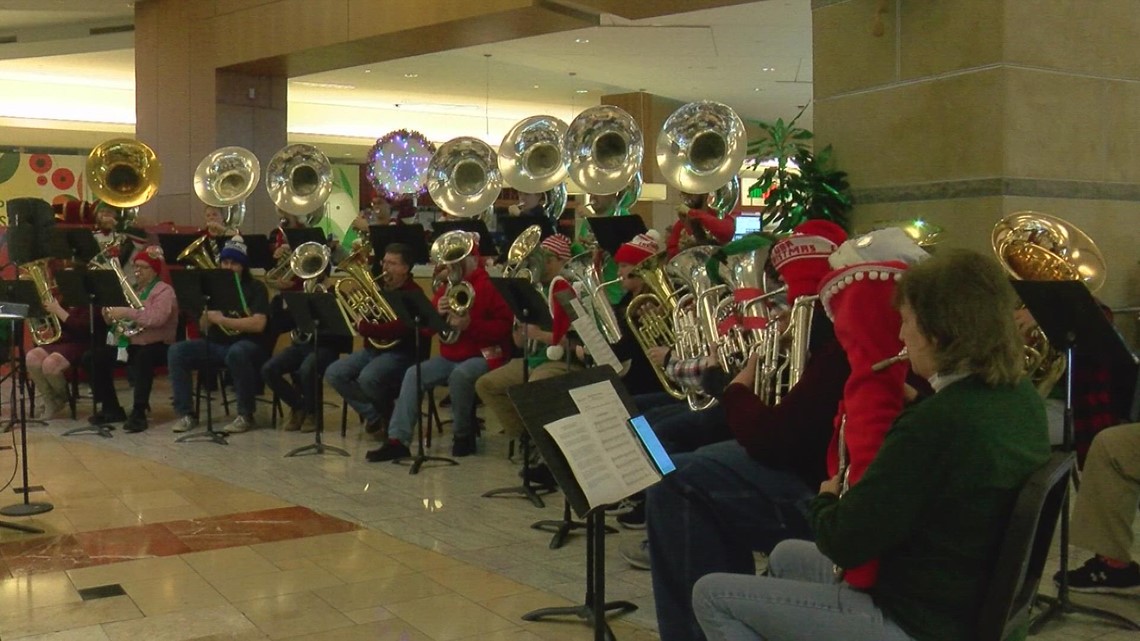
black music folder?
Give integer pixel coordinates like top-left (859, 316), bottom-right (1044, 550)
top-left (501, 215), bottom-right (555, 249)
top-left (508, 367), bottom-right (674, 518)
top-left (490, 277), bottom-right (552, 331)
top-left (370, 224), bottom-right (428, 265)
top-left (587, 215), bottom-right (647, 256)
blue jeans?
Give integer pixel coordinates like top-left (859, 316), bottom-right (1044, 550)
top-left (169, 338), bottom-right (267, 419)
top-left (388, 356), bottom-right (488, 445)
top-left (692, 540), bottom-right (915, 641)
top-left (260, 342), bottom-right (341, 413)
top-left (647, 440), bottom-right (814, 641)
top-left (647, 402), bottom-right (729, 455)
top-left (325, 348), bottom-right (415, 424)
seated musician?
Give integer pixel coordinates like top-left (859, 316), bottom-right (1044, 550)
top-left (26, 263), bottom-right (106, 419)
top-left (600, 231), bottom-right (669, 398)
top-left (92, 202), bottom-right (146, 269)
top-left (475, 234), bottom-right (578, 447)
top-left (89, 246), bottom-right (180, 432)
top-left (326, 242), bottom-right (422, 437)
top-left (692, 248), bottom-right (1051, 641)
top-left (164, 238), bottom-right (271, 435)
top-left (665, 191), bottom-right (737, 258)
top-left (202, 205), bottom-right (235, 237)
top-left (367, 232), bottom-right (513, 461)
top-left (259, 264), bottom-right (352, 433)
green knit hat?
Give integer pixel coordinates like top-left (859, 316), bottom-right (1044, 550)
top-left (706, 232), bottom-right (777, 286)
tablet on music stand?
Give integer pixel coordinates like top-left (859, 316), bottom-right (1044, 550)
top-left (587, 216), bottom-right (647, 256)
top-left (432, 219), bottom-right (498, 257)
top-left (370, 224), bottom-right (429, 265)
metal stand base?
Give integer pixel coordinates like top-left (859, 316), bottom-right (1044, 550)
top-left (0, 501), bottom-right (53, 517)
top-left (0, 520), bottom-right (43, 534)
top-left (287, 442), bottom-right (349, 458)
top-left (1031, 594), bottom-right (1140, 633)
top-left (62, 423), bottom-right (114, 438)
top-left (532, 502), bottom-right (618, 550)
top-left (175, 428), bottom-right (228, 445)
top-left (395, 453), bottom-right (459, 475)
top-left (484, 482), bottom-right (556, 509)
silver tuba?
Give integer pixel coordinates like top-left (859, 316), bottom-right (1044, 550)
top-left (503, 224), bottom-right (545, 286)
top-left (265, 143), bottom-right (333, 219)
top-left (499, 115), bottom-right (569, 195)
top-left (288, 242), bottom-right (332, 343)
top-left (564, 105), bottom-right (644, 195)
top-left (430, 230), bottom-right (478, 344)
top-left (427, 137), bottom-right (502, 218)
top-left (194, 146), bottom-right (260, 230)
top-left (656, 101), bottom-right (747, 196)
top-left (666, 245), bottom-right (722, 410)
top-left (562, 250), bottom-right (623, 344)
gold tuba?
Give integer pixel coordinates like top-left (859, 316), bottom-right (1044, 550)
top-left (626, 252), bottom-right (684, 399)
top-left (18, 259), bottom-right (62, 345)
top-left (177, 234), bottom-right (219, 270)
top-left (430, 231), bottom-right (477, 344)
top-left (427, 137), bottom-right (502, 218)
top-left (564, 105), bottom-right (644, 196)
top-left (992, 212), bottom-right (1106, 395)
top-left (333, 243), bottom-right (400, 350)
top-left (194, 146), bottom-right (260, 231)
top-left (86, 138), bottom-right (163, 210)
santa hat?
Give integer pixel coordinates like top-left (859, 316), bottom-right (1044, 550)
top-left (133, 245), bottom-right (165, 274)
top-left (218, 235), bottom-right (249, 266)
top-left (545, 276), bottom-right (575, 361)
top-left (540, 234), bottom-right (572, 261)
top-left (828, 227), bottom-right (928, 271)
top-left (614, 230), bottom-right (661, 265)
top-left (769, 219), bottom-right (847, 301)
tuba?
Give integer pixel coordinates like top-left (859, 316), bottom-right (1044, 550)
top-left (992, 212), bottom-right (1106, 395)
top-left (427, 137), bottom-right (502, 218)
top-left (626, 252), bottom-right (685, 399)
top-left (93, 249), bottom-right (146, 339)
top-left (86, 138), bottom-right (163, 210)
top-left (656, 101), bottom-right (747, 196)
top-left (503, 224), bottom-right (545, 286)
top-left (564, 105), bottom-right (644, 195)
top-left (265, 144), bottom-right (333, 283)
top-left (430, 231), bottom-right (478, 344)
top-left (18, 259), bottom-right (62, 346)
top-left (288, 242), bottom-right (332, 343)
top-left (332, 244), bottom-right (401, 350)
top-left (177, 234), bottom-right (219, 270)
top-left (499, 115), bottom-right (569, 195)
top-left (562, 250), bottom-right (623, 344)
top-left (194, 146), bottom-right (260, 231)
top-left (666, 245), bottom-right (722, 410)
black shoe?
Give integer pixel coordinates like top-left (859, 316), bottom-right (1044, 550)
top-left (522, 462), bottom-right (557, 489)
top-left (1055, 556), bottom-right (1140, 595)
top-left (451, 434), bottom-right (476, 457)
top-left (364, 415), bottom-right (386, 434)
top-left (616, 499), bottom-right (646, 530)
top-left (365, 440), bottom-right (411, 462)
top-left (88, 406), bottom-right (128, 425)
top-left (123, 411), bottom-right (149, 433)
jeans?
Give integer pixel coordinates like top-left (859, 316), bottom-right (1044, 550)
top-left (260, 342), bottom-right (341, 413)
top-left (325, 348), bottom-right (415, 424)
top-left (169, 338), bottom-right (267, 418)
top-left (647, 440), bottom-right (814, 641)
top-left (692, 540), bottom-right (915, 641)
top-left (388, 356), bottom-right (488, 444)
top-left (647, 402), bottom-right (730, 455)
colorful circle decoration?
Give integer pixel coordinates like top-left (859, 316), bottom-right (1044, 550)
top-left (29, 154), bottom-right (52, 173)
top-left (367, 129), bottom-right (436, 200)
top-left (52, 168), bottom-right (75, 190)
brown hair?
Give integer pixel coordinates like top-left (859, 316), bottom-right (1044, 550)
top-left (893, 248), bottom-right (1023, 387)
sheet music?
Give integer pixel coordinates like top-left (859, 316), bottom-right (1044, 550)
top-left (539, 381), bottom-right (661, 510)
top-left (567, 297), bottom-right (623, 374)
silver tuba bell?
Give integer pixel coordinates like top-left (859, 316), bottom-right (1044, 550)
top-left (563, 105), bottom-right (644, 195)
top-left (499, 115), bottom-right (569, 194)
top-left (265, 143), bottom-right (333, 220)
top-left (427, 137), bottom-right (502, 218)
top-left (656, 101), bottom-right (747, 196)
top-left (194, 146), bottom-right (260, 230)
top-left (430, 230), bottom-right (478, 344)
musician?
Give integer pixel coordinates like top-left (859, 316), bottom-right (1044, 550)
top-left (25, 266), bottom-right (105, 419)
top-left (89, 246), bottom-right (179, 432)
top-left (92, 202), bottom-right (144, 268)
top-left (202, 205), bottom-right (234, 237)
top-left (367, 233), bottom-right (513, 461)
top-left (475, 234), bottom-right (577, 444)
top-left (665, 192), bottom-right (736, 258)
top-left (164, 238), bottom-right (271, 435)
top-left (507, 191), bottom-right (544, 217)
top-left (259, 266), bottom-right (352, 433)
top-left (601, 231), bottom-right (667, 396)
top-left (268, 207), bottom-right (307, 290)
top-left (327, 242), bottom-right (422, 438)
top-left (692, 249), bottom-right (1050, 641)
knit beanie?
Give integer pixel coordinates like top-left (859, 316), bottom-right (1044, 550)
top-left (540, 234), bottom-right (572, 261)
top-left (769, 220), bottom-right (847, 301)
top-left (218, 236), bottom-right (249, 266)
top-left (614, 231), bottom-right (660, 265)
top-left (133, 245), bottom-right (165, 275)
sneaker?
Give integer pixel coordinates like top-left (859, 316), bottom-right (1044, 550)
top-left (223, 415), bottom-right (254, 434)
top-left (606, 499), bottom-right (637, 515)
top-left (123, 410), bottom-right (149, 433)
top-left (88, 406), bottom-right (128, 425)
top-left (282, 409), bottom-right (307, 432)
top-left (619, 538), bottom-right (651, 570)
top-left (1055, 556), bottom-right (1140, 595)
top-left (365, 440), bottom-right (411, 462)
top-left (451, 434), bottom-right (477, 457)
top-left (616, 499), bottom-right (646, 530)
top-left (171, 415), bottom-right (199, 433)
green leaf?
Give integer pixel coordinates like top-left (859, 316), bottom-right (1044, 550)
top-left (0, 153), bottom-right (19, 184)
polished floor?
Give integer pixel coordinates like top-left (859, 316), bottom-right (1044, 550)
top-left (0, 375), bottom-right (1136, 640)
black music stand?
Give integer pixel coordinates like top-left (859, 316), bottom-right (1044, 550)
top-left (220, 234), bottom-right (273, 270)
top-left (1013, 280), bottom-right (1140, 632)
top-left (56, 268), bottom-right (128, 438)
top-left (283, 228), bottom-right (326, 250)
top-left (382, 287), bottom-right (458, 474)
top-left (369, 224), bottom-right (429, 267)
top-left (158, 234), bottom-right (200, 266)
top-left (509, 367), bottom-right (648, 640)
top-left (432, 220), bottom-right (499, 258)
top-left (482, 277), bottom-right (557, 508)
top-left (501, 215), bottom-right (556, 250)
top-left (586, 216), bottom-right (647, 257)
top-left (281, 291), bottom-right (350, 459)
top-left (0, 288), bottom-right (54, 528)
top-left (168, 269), bottom-right (246, 446)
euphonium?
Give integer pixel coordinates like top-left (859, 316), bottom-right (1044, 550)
top-left (333, 243), bottom-right (400, 350)
top-left (503, 224), bottom-right (544, 286)
top-left (92, 249), bottom-right (145, 338)
top-left (992, 211), bottom-right (1105, 395)
top-left (18, 259), bottom-right (62, 346)
top-left (666, 246), bottom-right (722, 410)
top-left (562, 250), bottom-right (623, 344)
top-left (177, 234), bottom-right (220, 269)
top-left (430, 231), bottom-right (477, 344)
top-left (626, 252), bottom-right (684, 399)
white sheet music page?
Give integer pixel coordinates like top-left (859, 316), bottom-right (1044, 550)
top-left (567, 298), bottom-right (623, 374)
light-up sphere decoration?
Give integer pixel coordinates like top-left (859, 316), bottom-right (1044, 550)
top-left (367, 129), bottom-right (436, 200)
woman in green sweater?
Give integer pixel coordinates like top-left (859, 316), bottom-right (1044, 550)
top-left (692, 248), bottom-right (1051, 641)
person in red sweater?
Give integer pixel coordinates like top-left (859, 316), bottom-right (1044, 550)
top-left (369, 232), bottom-right (514, 461)
top-left (665, 192), bottom-right (738, 258)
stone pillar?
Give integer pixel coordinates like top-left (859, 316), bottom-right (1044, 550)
top-left (812, 0), bottom-right (1140, 310)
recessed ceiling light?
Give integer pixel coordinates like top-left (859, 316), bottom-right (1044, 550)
top-left (363, 69), bottom-right (371, 74)
top-left (754, 87), bottom-right (763, 92)
top-left (575, 89), bottom-right (588, 94)
top-left (761, 67), bottom-right (775, 72)
top-left (575, 38), bottom-right (590, 44)
top-left (533, 85), bottom-right (540, 89)
top-left (403, 73), bottom-right (419, 78)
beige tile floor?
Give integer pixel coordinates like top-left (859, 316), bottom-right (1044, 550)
top-left (0, 376), bottom-right (1137, 640)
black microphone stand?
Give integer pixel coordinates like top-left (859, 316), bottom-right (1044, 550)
top-left (286, 296), bottom-right (348, 458)
top-left (0, 315), bottom-right (53, 531)
top-left (63, 293), bottom-right (113, 438)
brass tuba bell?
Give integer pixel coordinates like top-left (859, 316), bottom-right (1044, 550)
top-left (265, 143), bottom-right (333, 218)
top-left (427, 137), bottom-right (502, 218)
top-left (86, 138), bottom-right (163, 210)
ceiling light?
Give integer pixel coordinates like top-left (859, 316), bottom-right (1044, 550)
top-left (761, 67), bottom-right (775, 72)
top-left (575, 89), bottom-right (588, 94)
top-left (291, 81), bottom-right (356, 90)
top-left (403, 73), bottom-right (419, 78)
top-left (754, 87), bottom-right (763, 91)
top-left (363, 69), bottom-right (371, 74)
top-left (575, 38), bottom-right (590, 44)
